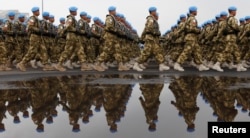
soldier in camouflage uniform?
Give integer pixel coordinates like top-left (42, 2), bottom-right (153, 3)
top-left (13, 14), bottom-right (27, 64)
top-left (173, 6), bottom-right (209, 72)
top-left (16, 7), bottom-right (55, 71)
top-left (93, 6), bottom-right (130, 71)
top-left (54, 6), bottom-right (92, 72)
top-left (133, 7), bottom-right (170, 72)
top-left (168, 14), bottom-right (186, 66)
top-left (90, 17), bottom-right (103, 59)
top-left (212, 7), bottom-right (247, 72)
top-left (2, 11), bottom-right (17, 69)
top-left (85, 15), bottom-right (96, 66)
top-left (48, 15), bottom-right (60, 64)
top-left (238, 16), bottom-right (250, 67)
top-left (0, 18), bottom-right (12, 71)
top-left (56, 17), bottom-right (66, 52)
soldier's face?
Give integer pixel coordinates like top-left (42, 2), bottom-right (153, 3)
top-left (34, 11), bottom-right (40, 16)
top-left (19, 18), bottom-right (25, 22)
top-left (9, 16), bottom-right (15, 20)
top-left (71, 11), bottom-right (77, 16)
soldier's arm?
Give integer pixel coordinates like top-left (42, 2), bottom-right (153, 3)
top-left (230, 18), bottom-right (240, 32)
top-left (91, 24), bottom-right (100, 38)
top-left (104, 16), bottom-right (116, 33)
top-left (65, 17), bottom-right (76, 32)
top-left (185, 18), bottom-right (200, 34)
top-left (2, 21), bottom-right (14, 35)
top-left (144, 16), bottom-right (156, 34)
top-left (27, 17), bottom-right (40, 33)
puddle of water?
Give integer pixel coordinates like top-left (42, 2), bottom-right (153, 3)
top-left (0, 75), bottom-right (249, 138)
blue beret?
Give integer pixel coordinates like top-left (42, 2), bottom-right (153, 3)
top-left (239, 18), bottom-right (245, 22)
top-left (93, 17), bottom-right (99, 22)
top-left (180, 14), bottom-right (186, 19)
top-left (108, 6), bottom-right (116, 11)
top-left (31, 7), bottom-right (39, 12)
top-left (228, 6), bottom-right (237, 11)
top-left (212, 19), bottom-right (216, 23)
top-left (189, 6), bottom-right (197, 12)
top-left (149, 7), bottom-right (157, 12)
top-left (42, 12), bottom-right (50, 17)
top-left (59, 17), bottom-right (65, 21)
top-left (215, 14), bottom-right (220, 19)
top-left (18, 14), bottom-right (25, 18)
top-left (116, 13), bottom-right (121, 17)
top-left (120, 14), bottom-right (124, 18)
top-left (87, 15), bottom-right (91, 19)
top-left (80, 11), bottom-right (87, 16)
top-left (69, 6), bottom-right (78, 12)
top-left (49, 15), bottom-right (54, 18)
top-left (245, 16), bottom-right (250, 20)
top-left (220, 11), bottom-right (228, 16)
top-left (8, 11), bottom-right (15, 16)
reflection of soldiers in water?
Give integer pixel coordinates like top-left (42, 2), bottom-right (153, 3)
top-left (29, 77), bottom-right (59, 132)
top-left (139, 75), bottom-right (163, 132)
top-left (235, 78), bottom-right (250, 115)
top-left (6, 89), bottom-right (21, 124)
top-left (102, 83), bottom-right (132, 132)
top-left (201, 76), bottom-right (238, 122)
top-left (169, 76), bottom-right (202, 132)
top-left (0, 90), bottom-right (7, 131)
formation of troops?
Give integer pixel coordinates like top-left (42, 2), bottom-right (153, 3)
top-left (0, 5), bottom-right (250, 72)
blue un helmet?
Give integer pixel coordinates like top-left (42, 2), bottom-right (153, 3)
top-left (245, 16), bottom-right (250, 21)
top-left (42, 11), bottom-right (50, 17)
top-left (69, 6), bottom-right (78, 12)
top-left (220, 11), bottom-right (228, 17)
top-left (108, 6), bottom-right (116, 12)
top-left (59, 17), bottom-right (65, 22)
top-left (93, 17), bottom-right (99, 22)
top-left (228, 6), bottom-right (237, 11)
top-left (8, 11), bottom-right (15, 17)
top-left (80, 11), bottom-right (87, 16)
top-left (87, 15), bottom-right (91, 19)
top-left (148, 6), bottom-right (157, 12)
top-left (179, 14), bottom-right (186, 19)
top-left (189, 6), bottom-right (197, 12)
top-left (31, 6), bottom-right (39, 12)
top-left (18, 14), bottom-right (25, 18)
top-left (239, 18), bottom-right (245, 22)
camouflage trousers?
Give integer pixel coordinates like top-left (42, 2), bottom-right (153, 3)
top-left (85, 38), bottom-right (96, 63)
top-left (137, 39), bottom-right (165, 64)
top-left (176, 40), bottom-right (203, 65)
top-left (48, 37), bottom-right (61, 63)
top-left (0, 42), bottom-right (8, 64)
top-left (59, 38), bottom-right (86, 65)
top-left (238, 43), bottom-right (250, 60)
top-left (4, 37), bottom-right (22, 63)
top-left (168, 43), bottom-right (184, 62)
top-left (120, 38), bottom-right (130, 63)
top-left (21, 34), bottom-right (48, 65)
top-left (217, 40), bottom-right (241, 64)
top-left (97, 38), bottom-right (123, 63)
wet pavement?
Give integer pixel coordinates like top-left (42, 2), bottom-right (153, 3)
top-left (0, 66), bottom-right (250, 138)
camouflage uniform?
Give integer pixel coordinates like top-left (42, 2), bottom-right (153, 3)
top-left (54, 14), bottom-right (91, 71)
top-left (176, 14), bottom-right (203, 65)
top-left (16, 15), bottom-right (54, 71)
top-left (139, 83), bottom-right (163, 131)
top-left (3, 19), bottom-right (16, 67)
top-left (238, 21), bottom-right (250, 61)
top-left (13, 20), bottom-right (26, 63)
top-left (90, 21), bottom-right (103, 58)
top-left (0, 24), bottom-right (11, 71)
top-left (137, 15), bottom-right (165, 64)
top-left (56, 23), bottom-right (66, 55)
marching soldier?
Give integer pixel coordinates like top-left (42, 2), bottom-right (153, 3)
top-left (173, 6), bottom-right (209, 71)
top-left (54, 6), bottom-right (92, 72)
top-left (16, 7), bottom-right (55, 71)
top-left (133, 7), bottom-right (170, 72)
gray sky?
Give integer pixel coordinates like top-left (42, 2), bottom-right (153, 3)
top-left (0, 0), bottom-right (250, 35)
